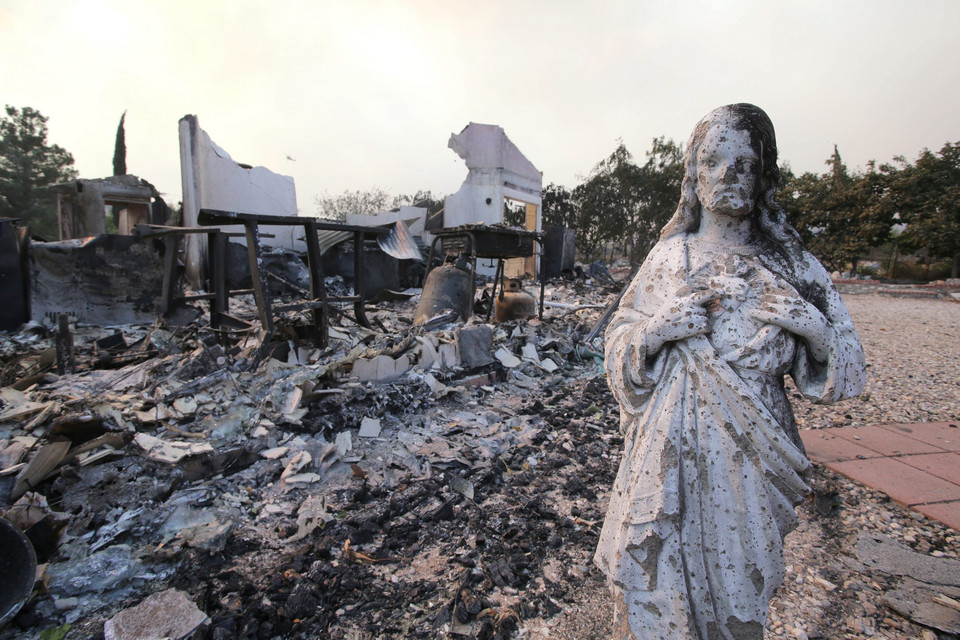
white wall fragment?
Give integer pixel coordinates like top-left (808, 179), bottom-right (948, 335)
top-left (179, 115), bottom-right (301, 286)
top-left (352, 354), bottom-right (412, 382)
top-left (444, 123), bottom-right (542, 228)
top-left (443, 123), bottom-right (543, 276)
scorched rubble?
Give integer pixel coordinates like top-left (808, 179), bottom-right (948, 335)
top-left (0, 284), bottom-right (958, 639)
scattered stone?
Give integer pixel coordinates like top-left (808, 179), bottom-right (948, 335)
top-left (104, 588), bottom-right (208, 640)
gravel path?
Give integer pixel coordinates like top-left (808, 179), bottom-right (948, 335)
top-left (791, 295), bottom-right (960, 430)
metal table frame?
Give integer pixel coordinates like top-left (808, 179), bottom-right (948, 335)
top-left (137, 210), bottom-right (387, 348)
top-left (197, 209), bottom-right (389, 348)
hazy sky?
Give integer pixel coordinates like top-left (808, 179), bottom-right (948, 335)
top-left (2, 0), bottom-right (958, 213)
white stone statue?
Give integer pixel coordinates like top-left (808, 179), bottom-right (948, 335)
top-left (596, 104), bottom-right (865, 640)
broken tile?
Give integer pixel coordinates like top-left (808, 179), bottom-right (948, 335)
top-left (495, 347), bottom-right (521, 368)
top-left (358, 417), bottom-right (382, 438)
top-left (133, 433), bottom-right (213, 465)
top-left (172, 396), bottom-right (198, 416)
top-left (335, 431), bottom-right (352, 457)
top-left (280, 451), bottom-right (312, 481)
top-left (521, 342), bottom-right (541, 365)
top-left (259, 446), bottom-right (289, 460)
top-left (282, 472), bottom-right (323, 485)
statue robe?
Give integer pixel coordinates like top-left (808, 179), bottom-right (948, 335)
top-left (596, 234), bottom-right (865, 640)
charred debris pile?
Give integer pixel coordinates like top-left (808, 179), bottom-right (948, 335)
top-left (0, 269), bottom-right (623, 640)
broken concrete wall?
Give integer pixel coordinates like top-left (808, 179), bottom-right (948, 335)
top-left (443, 123), bottom-right (543, 276)
top-left (444, 123), bottom-right (542, 228)
top-left (56, 180), bottom-right (106, 240)
top-left (51, 176), bottom-right (163, 241)
top-left (30, 235), bottom-right (166, 325)
top-left (179, 115), bottom-right (301, 287)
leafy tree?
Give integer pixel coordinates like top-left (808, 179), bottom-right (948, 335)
top-left (541, 182), bottom-right (577, 229)
top-left (780, 147), bottom-right (892, 274)
top-left (113, 111), bottom-right (126, 176)
top-left (392, 189), bottom-right (444, 216)
top-left (634, 137), bottom-right (684, 259)
top-left (846, 160), bottom-right (901, 272)
top-left (573, 137), bottom-right (682, 265)
top-left (314, 187), bottom-right (392, 221)
top-left (0, 105), bottom-right (77, 239)
top-left (893, 142), bottom-right (960, 277)
top-left (315, 187), bottom-right (446, 223)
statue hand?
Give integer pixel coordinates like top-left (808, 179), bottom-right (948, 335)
top-left (748, 294), bottom-right (830, 361)
top-left (645, 289), bottom-right (719, 354)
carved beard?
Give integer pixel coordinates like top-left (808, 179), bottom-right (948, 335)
top-left (699, 183), bottom-right (754, 218)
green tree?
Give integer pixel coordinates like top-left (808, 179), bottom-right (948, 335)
top-left (572, 146), bottom-right (631, 263)
top-left (113, 111), bottom-right (126, 176)
top-left (314, 186), bottom-right (392, 221)
top-left (573, 137), bottom-right (682, 265)
top-left (780, 147), bottom-right (892, 274)
top-left (893, 142), bottom-right (960, 278)
top-left (392, 189), bottom-right (444, 216)
top-left (541, 182), bottom-right (577, 229)
top-left (0, 105), bottom-right (77, 239)
top-left (634, 137), bottom-right (684, 259)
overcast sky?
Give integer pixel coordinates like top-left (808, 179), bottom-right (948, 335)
top-left (2, 0), bottom-right (958, 213)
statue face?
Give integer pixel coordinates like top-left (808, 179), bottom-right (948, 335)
top-left (695, 125), bottom-right (759, 219)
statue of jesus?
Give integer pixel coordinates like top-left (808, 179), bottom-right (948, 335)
top-left (596, 104), bottom-right (865, 639)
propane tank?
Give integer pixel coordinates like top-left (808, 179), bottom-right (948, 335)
top-left (414, 260), bottom-right (472, 324)
top-left (494, 279), bottom-right (537, 322)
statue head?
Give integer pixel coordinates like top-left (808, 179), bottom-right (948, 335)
top-left (661, 104), bottom-right (801, 252)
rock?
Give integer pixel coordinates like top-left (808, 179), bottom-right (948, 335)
top-left (179, 518), bottom-right (235, 553)
top-left (104, 588), bottom-right (209, 640)
top-left (47, 544), bottom-right (141, 597)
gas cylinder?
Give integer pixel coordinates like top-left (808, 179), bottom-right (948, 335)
top-left (414, 263), bottom-right (472, 324)
top-left (494, 279), bottom-right (537, 322)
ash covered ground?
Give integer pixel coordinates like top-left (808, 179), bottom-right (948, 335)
top-left (1, 284), bottom-right (958, 640)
